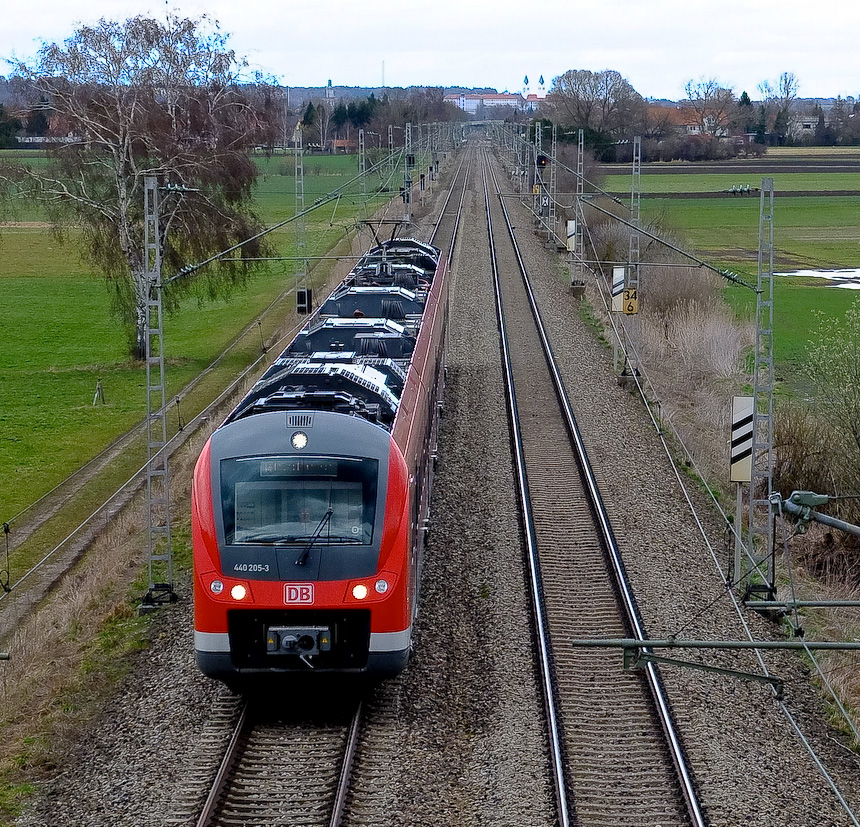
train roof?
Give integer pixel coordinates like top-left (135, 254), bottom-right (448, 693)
top-left (287, 318), bottom-right (416, 360)
top-left (229, 361), bottom-right (399, 427)
top-left (355, 239), bottom-right (440, 277)
top-left (319, 286), bottom-right (424, 320)
top-left (222, 237), bottom-right (441, 433)
top-left (361, 237), bottom-right (439, 262)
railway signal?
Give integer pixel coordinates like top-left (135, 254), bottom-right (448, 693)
top-left (296, 287), bottom-right (313, 315)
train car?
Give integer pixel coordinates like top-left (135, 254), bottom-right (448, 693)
top-left (192, 236), bottom-right (447, 683)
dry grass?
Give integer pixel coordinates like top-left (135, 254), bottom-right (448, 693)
top-left (585, 244), bottom-right (755, 489)
top-left (774, 551), bottom-right (860, 745)
top-left (0, 425), bottom-right (208, 784)
top-left (641, 298), bottom-right (750, 380)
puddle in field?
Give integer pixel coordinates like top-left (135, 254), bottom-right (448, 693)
top-left (776, 268), bottom-right (860, 289)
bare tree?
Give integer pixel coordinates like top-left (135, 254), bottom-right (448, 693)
top-left (7, 15), bottom-right (274, 357)
top-left (759, 71), bottom-right (799, 144)
top-left (546, 69), bottom-right (645, 137)
top-left (642, 105), bottom-right (677, 141)
top-left (307, 98), bottom-right (333, 147)
top-left (683, 78), bottom-right (736, 137)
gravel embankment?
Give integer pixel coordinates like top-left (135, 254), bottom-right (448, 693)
top-left (499, 150), bottom-right (860, 825)
top-left (17, 145), bottom-right (860, 827)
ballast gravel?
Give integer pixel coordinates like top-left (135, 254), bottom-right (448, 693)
top-left (501, 152), bottom-right (860, 825)
top-left (16, 146), bottom-right (860, 827)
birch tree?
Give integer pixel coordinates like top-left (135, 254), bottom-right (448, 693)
top-left (9, 15), bottom-right (274, 357)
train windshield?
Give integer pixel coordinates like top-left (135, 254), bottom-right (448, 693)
top-left (221, 456), bottom-right (378, 546)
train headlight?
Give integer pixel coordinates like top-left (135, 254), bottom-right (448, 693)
top-left (231, 584), bottom-right (247, 601)
top-left (291, 431), bottom-right (309, 450)
top-left (352, 583), bottom-right (368, 600)
top-left (210, 580), bottom-right (224, 595)
top-left (374, 579), bottom-right (389, 594)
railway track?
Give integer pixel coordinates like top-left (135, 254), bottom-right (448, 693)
top-left (165, 150), bottom-right (475, 827)
top-left (481, 148), bottom-right (705, 826)
top-left (189, 697), bottom-right (361, 827)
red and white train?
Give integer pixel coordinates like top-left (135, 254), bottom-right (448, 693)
top-left (192, 236), bottom-right (447, 683)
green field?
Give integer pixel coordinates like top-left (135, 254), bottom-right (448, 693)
top-left (642, 196), bottom-right (860, 271)
top-left (606, 172), bottom-right (860, 194)
top-left (725, 277), bottom-right (857, 381)
top-left (0, 150), bottom-right (397, 520)
top-left (610, 149), bottom-right (860, 386)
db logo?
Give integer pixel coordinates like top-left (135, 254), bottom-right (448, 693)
top-left (284, 583), bottom-right (314, 604)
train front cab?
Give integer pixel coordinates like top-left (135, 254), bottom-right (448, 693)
top-left (193, 410), bottom-right (413, 681)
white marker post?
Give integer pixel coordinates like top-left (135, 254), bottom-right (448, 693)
top-left (611, 266), bottom-right (625, 312)
top-left (731, 396), bottom-right (754, 582)
top-left (566, 219), bottom-right (576, 252)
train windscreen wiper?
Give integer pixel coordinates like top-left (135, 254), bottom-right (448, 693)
top-left (295, 508), bottom-right (334, 566)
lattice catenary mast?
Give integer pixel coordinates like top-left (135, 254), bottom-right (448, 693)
top-left (628, 135), bottom-right (641, 293)
top-left (141, 176), bottom-right (174, 609)
top-left (294, 124), bottom-right (309, 307)
top-left (746, 177), bottom-right (776, 599)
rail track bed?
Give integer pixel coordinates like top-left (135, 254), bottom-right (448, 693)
top-left (483, 150), bottom-right (699, 825)
top-left (190, 698), bottom-right (358, 827)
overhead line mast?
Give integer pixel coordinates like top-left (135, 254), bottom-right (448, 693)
top-left (745, 177), bottom-right (776, 600)
top-left (140, 176), bottom-right (175, 611)
top-left (294, 124), bottom-right (311, 314)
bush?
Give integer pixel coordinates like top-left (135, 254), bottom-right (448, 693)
top-left (773, 400), bottom-right (838, 498)
top-left (583, 219), bottom-right (754, 486)
top-left (642, 264), bottom-right (722, 315)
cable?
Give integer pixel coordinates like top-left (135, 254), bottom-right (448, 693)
top-left (0, 140), bottom-right (452, 607)
top-left (507, 130), bottom-right (758, 292)
top-left (0, 304), bottom-right (308, 609)
top-left (2, 151), bottom-right (406, 535)
top-left (166, 150), bottom-right (401, 284)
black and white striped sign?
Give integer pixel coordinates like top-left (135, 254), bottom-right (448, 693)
top-left (731, 396), bottom-right (754, 482)
top-left (611, 266), bottom-right (625, 312)
top-left (566, 220), bottom-right (576, 252)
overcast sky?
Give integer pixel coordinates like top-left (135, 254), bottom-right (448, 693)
top-left (2, 0), bottom-right (858, 101)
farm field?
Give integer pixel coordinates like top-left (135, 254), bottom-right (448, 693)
top-left (600, 147), bottom-right (860, 385)
top-left (725, 277), bottom-right (856, 381)
top-left (605, 171), bottom-right (860, 194)
top-left (0, 150), bottom-right (395, 521)
top-left (642, 196), bottom-right (860, 271)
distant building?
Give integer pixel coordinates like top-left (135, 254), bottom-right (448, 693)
top-left (444, 92), bottom-right (525, 114)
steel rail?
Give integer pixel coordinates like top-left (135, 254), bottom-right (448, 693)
top-left (195, 700), bottom-right (250, 827)
top-left (195, 700), bottom-right (363, 827)
top-left (328, 701), bottom-right (363, 827)
top-left (429, 153), bottom-right (470, 269)
top-left (481, 150), bottom-right (572, 827)
top-left (488, 154), bottom-right (707, 827)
